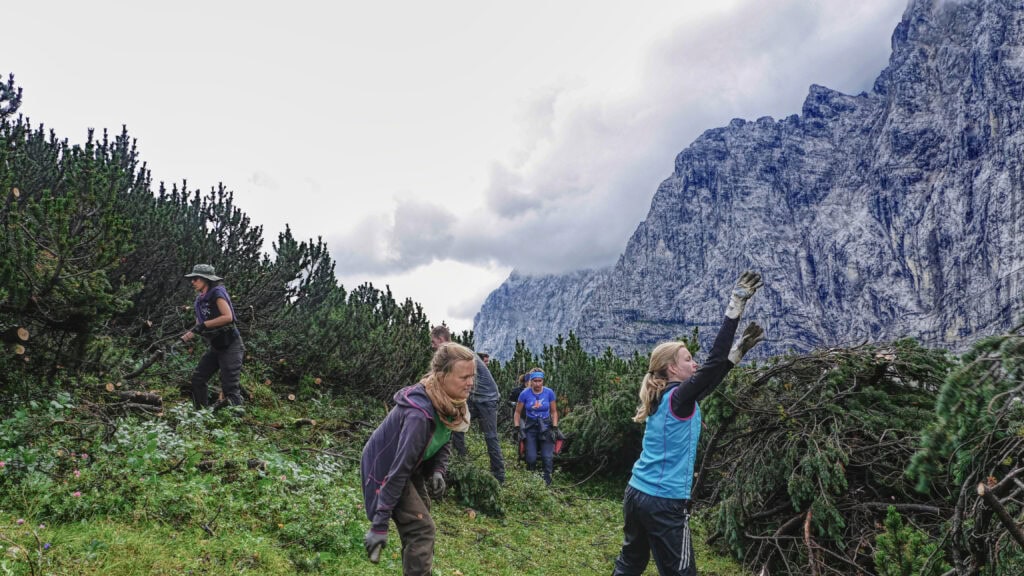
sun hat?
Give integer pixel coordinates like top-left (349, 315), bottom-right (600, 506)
top-left (184, 264), bottom-right (222, 282)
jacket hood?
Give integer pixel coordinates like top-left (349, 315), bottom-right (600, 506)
top-left (392, 383), bottom-right (436, 421)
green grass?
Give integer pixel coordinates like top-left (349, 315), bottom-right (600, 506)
top-left (0, 387), bottom-right (746, 575)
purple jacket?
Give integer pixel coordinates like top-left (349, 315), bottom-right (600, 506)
top-left (361, 383), bottom-right (450, 533)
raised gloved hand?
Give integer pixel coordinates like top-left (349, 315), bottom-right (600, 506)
top-left (427, 470), bottom-right (446, 500)
top-left (728, 322), bottom-right (765, 364)
top-left (364, 530), bottom-right (387, 563)
top-left (725, 271), bottom-right (764, 319)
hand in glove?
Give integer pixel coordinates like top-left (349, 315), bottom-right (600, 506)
top-left (518, 424), bottom-right (526, 441)
top-left (725, 271), bottom-right (764, 319)
top-left (364, 530), bottom-right (387, 563)
top-left (427, 470), bottom-right (446, 500)
top-left (728, 322), bottom-right (765, 364)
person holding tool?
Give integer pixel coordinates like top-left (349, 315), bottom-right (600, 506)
top-left (179, 264), bottom-right (244, 411)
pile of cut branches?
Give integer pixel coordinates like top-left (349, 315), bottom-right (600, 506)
top-left (696, 339), bottom-right (955, 575)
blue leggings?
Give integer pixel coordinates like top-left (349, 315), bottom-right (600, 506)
top-left (524, 424), bottom-right (554, 484)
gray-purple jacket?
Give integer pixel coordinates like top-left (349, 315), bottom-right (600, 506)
top-left (361, 383), bottom-right (451, 533)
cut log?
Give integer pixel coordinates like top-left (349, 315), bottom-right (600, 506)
top-left (9, 343), bottom-right (25, 355)
top-left (1, 326), bottom-right (29, 344)
top-left (293, 418), bottom-right (316, 427)
top-left (115, 391), bottom-right (162, 407)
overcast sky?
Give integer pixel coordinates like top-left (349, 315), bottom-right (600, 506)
top-left (6, 0), bottom-right (907, 332)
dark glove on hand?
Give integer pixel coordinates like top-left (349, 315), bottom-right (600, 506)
top-left (725, 271), bottom-right (764, 319)
top-left (518, 426), bottom-right (526, 441)
top-left (364, 530), bottom-right (387, 563)
top-left (427, 471), bottom-right (446, 500)
top-left (728, 322), bottom-right (765, 364)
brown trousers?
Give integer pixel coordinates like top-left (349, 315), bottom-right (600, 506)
top-left (393, 473), bottom-right (435, 576)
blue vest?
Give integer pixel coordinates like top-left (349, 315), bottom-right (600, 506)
top-left (628, 384), bottom-right (702, 499)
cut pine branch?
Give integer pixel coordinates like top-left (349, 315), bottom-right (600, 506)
top-left (977, 482), bottom-right (1024, 548)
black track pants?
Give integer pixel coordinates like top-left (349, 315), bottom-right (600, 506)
top-left (612, 485), bottom-right (695, 576)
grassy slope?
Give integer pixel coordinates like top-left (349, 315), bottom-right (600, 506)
top-left (0, 380), bottom-right (746, 576)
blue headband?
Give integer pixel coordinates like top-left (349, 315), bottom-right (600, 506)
top-left (527, 371), bottom-right (545, 381)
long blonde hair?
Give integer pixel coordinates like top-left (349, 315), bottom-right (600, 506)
top-left (421, 342), bottom-right (474, 431)
top-left (633, 341), bottom-right (688, 423)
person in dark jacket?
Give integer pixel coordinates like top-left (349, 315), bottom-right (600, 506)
top-left (612, 271), bottom-right (765, 576)
top-left (430, 325), bottom-right (506, 483)
top-left (361, 342), bottom-right (476, 576)
top-left (179, 264), bottom-right (244, 410)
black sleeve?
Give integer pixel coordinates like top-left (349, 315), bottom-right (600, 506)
top-left (670, 315), bottom-right (739, 419)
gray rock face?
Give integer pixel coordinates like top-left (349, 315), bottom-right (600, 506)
top-left (475, 0), bottom-right (1024, 359)
top-left (473, 267), bottom-right (612, 358)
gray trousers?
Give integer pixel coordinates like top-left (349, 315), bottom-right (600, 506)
top-left (189, 336), bottom-right (244, 408)
top-left (451, 398), bottom-right (506, 483)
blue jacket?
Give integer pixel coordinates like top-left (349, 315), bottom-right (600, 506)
top-left (361, 383), bottom-right (450, 532)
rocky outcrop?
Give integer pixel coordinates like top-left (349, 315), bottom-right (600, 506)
top-left (476, 0), bottom-right (1024, 359)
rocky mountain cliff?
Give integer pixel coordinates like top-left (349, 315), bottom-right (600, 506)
top-left (475, 0), bottom-right (1024, 359)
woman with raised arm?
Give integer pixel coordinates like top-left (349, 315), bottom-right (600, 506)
top-left (613, 271), bottom-right (766, 576)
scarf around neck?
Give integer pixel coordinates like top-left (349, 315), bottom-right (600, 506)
top-left (422, 376), bottom-right (471, 432)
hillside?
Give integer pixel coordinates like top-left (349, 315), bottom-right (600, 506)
top-left (0, 375), bottom-right (744, 576)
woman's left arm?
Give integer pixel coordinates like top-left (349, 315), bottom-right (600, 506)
top-left (203, 298), bottom-right (235, 329)
top-left (550, 400), bottom-right (558, 427)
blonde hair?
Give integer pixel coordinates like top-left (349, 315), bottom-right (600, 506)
top-left (421, 342), bottom-right (475, 431)
top-left (633, 341), bottom-right (688, 423)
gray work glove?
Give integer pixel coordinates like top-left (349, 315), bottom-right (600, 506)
top-left (364, 530), bottom-right (387, 563)
top-left (725, 271), bottom-right (764, 319)
top-left (728, 322), bottom-right (765, 364)
top-left (427, 470), bottom-right (446, 500)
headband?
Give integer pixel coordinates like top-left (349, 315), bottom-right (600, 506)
top-left (527, 371), bottom-right (545, 381)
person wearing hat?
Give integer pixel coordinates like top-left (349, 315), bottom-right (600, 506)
top-left (180, 264), bottom-right (244, 410)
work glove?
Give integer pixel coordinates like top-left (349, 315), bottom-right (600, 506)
top-left (518, 423), bottom-right (526, 441)
top-left (725, 271), bottom-right (764, 319)
top-left (364, 530), bottom-right (387, 563)
top-left (427, 470), bottom-right (446, 500)
top-left (728, 322), bottom-right (765, 365)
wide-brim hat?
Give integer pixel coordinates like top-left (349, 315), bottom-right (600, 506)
top-left (184, 264), bottom-right (222, 282)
